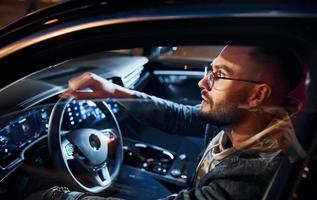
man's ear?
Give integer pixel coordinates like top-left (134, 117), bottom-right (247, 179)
top-left (248, 84), bottom-right (271, 109)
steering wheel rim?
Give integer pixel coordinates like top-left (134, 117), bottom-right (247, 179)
top-left (48, 97), bottom-right (123, 193)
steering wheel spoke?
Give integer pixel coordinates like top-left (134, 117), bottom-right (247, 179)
top-left (90, 164), bottom-right (112, 187)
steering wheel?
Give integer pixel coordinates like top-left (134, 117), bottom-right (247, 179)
top-left (48, 97), bottom-right (123, 193)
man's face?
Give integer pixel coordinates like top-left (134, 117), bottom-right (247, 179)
top-left (198, 46), bottom-right (259, 126)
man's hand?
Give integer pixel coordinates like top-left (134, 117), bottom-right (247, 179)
top-left (59, 72), bottom-right (135, 99)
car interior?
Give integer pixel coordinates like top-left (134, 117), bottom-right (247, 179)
top-left (1, 1), bottom-right (317, 199)
top-left (0, 46), bottom-right (230, 200)
top-left (0, 41), bottom-right (316, 200)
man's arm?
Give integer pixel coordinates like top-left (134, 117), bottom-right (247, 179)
top-left (60, 72), bottom-right (206, 137)
top-left (118, 91), bottom-right (206, 137)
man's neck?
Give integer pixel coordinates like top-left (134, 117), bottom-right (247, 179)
top-left (224, 110), bottom-right (272, 147)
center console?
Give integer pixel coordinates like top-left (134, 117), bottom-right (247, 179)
top-left (123, 139), bottom-right (189, 186)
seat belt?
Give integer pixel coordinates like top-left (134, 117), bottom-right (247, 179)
top-left (187, 123), bottom-right (217, 187)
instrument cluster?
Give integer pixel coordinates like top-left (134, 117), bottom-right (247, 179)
top-left (0, 99), bottom-right (119, 169)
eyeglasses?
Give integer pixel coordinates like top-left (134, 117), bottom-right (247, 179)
top-left (204, 67), bottom-right (263, 90)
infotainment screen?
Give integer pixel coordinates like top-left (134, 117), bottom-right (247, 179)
top-left (0, 108), bottom-right (50, 168)
top-left (9, 117), bottom-right (35, 145)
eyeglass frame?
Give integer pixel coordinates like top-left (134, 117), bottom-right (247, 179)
top-left (204, 67), bottom-right (263, 90)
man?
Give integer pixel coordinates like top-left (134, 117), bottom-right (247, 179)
top-left (30, 45), bottom-right (306, 199)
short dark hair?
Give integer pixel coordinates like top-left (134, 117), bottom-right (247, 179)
top-left (250, 46), bottom-right (304, 93)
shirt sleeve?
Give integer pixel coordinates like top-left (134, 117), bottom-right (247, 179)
top-left (117, 91), bottom-right (206, 137)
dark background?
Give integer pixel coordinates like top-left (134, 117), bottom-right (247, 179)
top-left (0, 0), bottom-right (59, 28)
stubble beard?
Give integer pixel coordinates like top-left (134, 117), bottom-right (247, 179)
top-left (199, 102), bottom-right (237, 126)
top-left (199, 95), bottom-right (247, 127)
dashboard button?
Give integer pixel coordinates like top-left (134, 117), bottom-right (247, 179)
top-left (65, 144), bottom-right (74, 156)
top-left (0, 136), bottom-right (8, 146)
top-left (171, 169), bottom-right (181, 178)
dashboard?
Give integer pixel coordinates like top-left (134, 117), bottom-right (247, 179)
top-left (0, 99), bottom-right (120, 170)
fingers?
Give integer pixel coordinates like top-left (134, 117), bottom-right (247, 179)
top-left (59, 72), bottom-right (104, 99)
top-left (59, 91), bottom-right (105, 100)
top-left (59, 72), bottom-right (131, 100)
top-left (59, 89), bottom-right (75, 99)
top-left (68, 72), bottom-right (99, 91)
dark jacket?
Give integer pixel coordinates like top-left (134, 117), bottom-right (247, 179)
top-left (169, 151), bottom-right (283, 200)
top-left (119, 91), bottom-right (284, 200)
